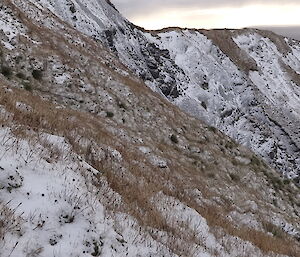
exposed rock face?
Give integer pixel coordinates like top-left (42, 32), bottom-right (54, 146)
top-left (20, 0), bottom-right (300, 180)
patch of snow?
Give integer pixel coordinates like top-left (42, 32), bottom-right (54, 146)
top-left (0, 128), bottom-right (175, 256)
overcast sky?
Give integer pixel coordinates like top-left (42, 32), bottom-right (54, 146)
top-left (112, 0), bottom-right (300, 39)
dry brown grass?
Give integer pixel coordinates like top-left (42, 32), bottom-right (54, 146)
top-left (0, 201), bottom-right (23, 241)
top-left (1, 2), bottom-right (300, 253)
top-left (256, 29), bottom-right (292, 55)
top-left (199, 29), bottom-right (259, 74)
top-left (279, 59), bottom-right (300, 86)
top-left (1, 78), bottom-right (299, 256)
top-left (202, 207), bottom-right (298, 256)
top-left (102, 162), bottom-right (299, 256)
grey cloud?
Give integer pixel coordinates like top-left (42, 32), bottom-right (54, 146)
top-left (112, 0), bottom-right (300, 17)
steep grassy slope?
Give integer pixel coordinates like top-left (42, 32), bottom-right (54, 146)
top-left (26, 0), bottom-right (300, 180)
top-left (0, 0), bottom-right (299, 256)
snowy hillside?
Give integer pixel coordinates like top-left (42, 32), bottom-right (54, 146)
top-left (0, 129), bottom-right (154, 257)
top-left (147, 29), bottom-right (300, 180)
top-left (0, 0), bottom-right (300, 256)
top-left (24, 0), bottom-right (300, 180)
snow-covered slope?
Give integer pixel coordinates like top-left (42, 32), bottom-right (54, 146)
top-left (146, 29), bottom-right (300, 180)
top-left (22, 0), bottom-right (300, 180)
top-left (0, 130), bottom-right (163, 257)
top-left (0, 0), bottom-right (300, 256)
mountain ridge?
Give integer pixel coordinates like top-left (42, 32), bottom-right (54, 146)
top-left (0, 0), bottom-right (300, 256)
top-left (22, 0), bottom-right (300, 180)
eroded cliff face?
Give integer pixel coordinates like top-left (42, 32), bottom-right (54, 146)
top-left (0, 1), bottom-right (299, 255)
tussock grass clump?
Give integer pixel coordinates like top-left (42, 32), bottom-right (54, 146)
top-left (0, 201), bottom-right (23, 241)
top-left (229, 173), bottom-right (240, 182)
top-left (22, 81), bottom-right (32, 91)
top-left (170, 134), bottom-right (178, 144)
top-left (32, 69), bottom-right (43, 80)
top-left (16, 72), bottom-right (26, 80)
top-left (1, 66), bottom-right (12, 78)
top-left (106, 111), bottom-right (114, 118)
top-left (263, 222), bottom-right (285, 238)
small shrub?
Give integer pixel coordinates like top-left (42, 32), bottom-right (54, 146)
top-left (1, 66), bottom-right (12, 78)
top-left (23, 81), bottom-right (32, 91)
top-left (32, 69), bottom-right (43, 80)
top-left (106, 111), bottom-right (114, 118)
top-left (208, 126), bottom-right (217, 133)
top-left (69, 5), bottom-right (76, 13)
top-left (229, 173), bottom-right (240, 182)
top-left (170, 134), bottom-right (178, 144)
top-left (16, 72), bottom-right (26, 80)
